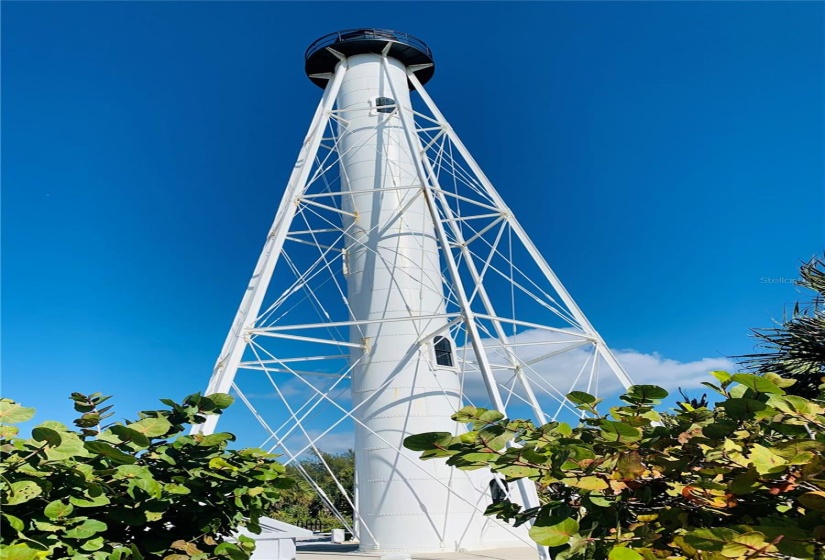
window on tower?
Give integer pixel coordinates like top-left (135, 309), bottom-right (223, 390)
top-left (489, 478), bottom-right (509, 504)
top-left (374, 97), bottom-right (396, 114)
top-left (433, 336), bottom-right (454, 367)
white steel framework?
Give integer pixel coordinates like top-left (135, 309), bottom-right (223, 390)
top-left (197, 37), bottom-right (634, 557)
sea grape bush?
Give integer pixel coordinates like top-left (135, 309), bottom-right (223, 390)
top-left (404, 372), bottom-right (825, 559)
top-left (0, 392), bottom-right (292, 560)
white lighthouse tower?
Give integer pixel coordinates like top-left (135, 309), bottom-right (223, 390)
top-left (198, 29), bottom-right (633, 556)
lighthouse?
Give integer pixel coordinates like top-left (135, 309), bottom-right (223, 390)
top-left (197, 28), bottom-right (633, 556)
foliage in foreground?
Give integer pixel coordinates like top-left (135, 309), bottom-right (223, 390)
top-left (270, 450), bottom-right (354, 532)
top-left (739, 254), bottom-right (825, 399)
top-left (405, 373), bottom-right (825, 559)
top-left (0, 392), bottom-right (292, 560)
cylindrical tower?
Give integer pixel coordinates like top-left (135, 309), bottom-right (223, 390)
top-left (305, 30), bottom-right (517, 553)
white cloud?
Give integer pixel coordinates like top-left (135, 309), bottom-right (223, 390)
top-left (613, 350), bottom-right (735, 391)
top-left (455, 329), bottom-right (736, 411)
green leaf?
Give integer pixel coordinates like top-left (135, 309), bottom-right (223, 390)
top-left (684, 528), bottom-right (738, 551)
top-left (730, 373), bottom-right (784, 395)
top-left (763, 372), bottom-right (796, 388)
top-left (702, 420), bottom-right (737, 439)
top-left (0, 401), bottom-right (36, 424)
top-left (206, 393), bottom-right (234, 410)
top-left (214, 542), bottom-right (247, 560)
top-left (598, 420), bottom-right (641, 442)
top-left (608, 547), bottom-right (644, 560)
top-left (452, 406), bottom-right (504, 425)
top-left (588, 495), bottom-right (612, 507)
top-left (84, 441), bottom-right (137, 464)
top-left (3, 513), bottom-right (25, 531)
top-left (74, 412), bottom-right (102, 428)
top-left (128, 417), bottom-right (172, 438)
top-left (569, 476), bottom-right (608, 491)
top-left (529, 517), bottom-right (579, 547)
top-left (478, 409), bottom-right (505, 423)
top-left (749, 444), bottom-right (787, 475)
top-left (478, 425), bottom-right (512, 451)
top-left (32, 427), bottom-right (62, 447)
top-left (69, 493), bottom-right (111, 507)
top-left (45, 431), bottom-right (89, 460)
top-left (81, 537), bottom-right (105, 552)
top-left (625, 385), bottom-right (668, 401)
top-left (721, 532), bottom-right (771, 558)
top-left (197, 432), bottom-right (236, 447)
top-left (108, 425), bottom-right (151, 448)
top-left (495, 464), bottom-right (540, 479)
top-left (33, 519), bottom-right (63, 532)
top-left (44, 499), bottom-right (74, 519)
top-left (719, 398), bottom-right (767, 420)
top-left (798, 491), bottom-right (825, 512)
top-left (3, 480), bottom-right (42, 505)
top-left (64, 519), bottom-right (107, 539)
top-left (710, 370), bottom-right (732, 384)
top-left (0, 544), bottom-right (41, 560)
top-left (566, 391), bottom-right (598, 406)
top-left (33, 419), bottom-right (68, 431)
top-left (108, 546), bottom-right (132, 560)
top-left (0, 425), bottom-right (19, 438)
top-left (127, 477), bottom-right (162, 499)
top-left (209, 457), bottom-right (237, 470)
top-left (403, 432), bottom-right (454, 452)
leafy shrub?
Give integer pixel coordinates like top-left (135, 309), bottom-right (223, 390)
top-left (404, 373), bottom-right (825, 559)
top-left (270, 450), bottom-right (354, 532)
top-left (0, 392), bottom-right (292, 560)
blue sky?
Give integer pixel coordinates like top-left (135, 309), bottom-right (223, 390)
top-left (3, 2), bottom-right (823, 445)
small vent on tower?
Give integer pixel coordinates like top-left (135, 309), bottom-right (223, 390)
top-left (433, 336), bottom-right (454, 367)
top-left (374, 96), bottom-right (396, 114)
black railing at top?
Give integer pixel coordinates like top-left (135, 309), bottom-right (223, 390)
top-left (297, 518), bottom-right (326, 532)
top-left (305, 29), bottom-right (433, 61)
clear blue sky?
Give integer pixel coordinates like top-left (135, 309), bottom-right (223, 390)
top-left (3, 2), bottom-right (823, 442)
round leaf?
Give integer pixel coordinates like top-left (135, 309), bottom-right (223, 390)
top-left (529, 517), bottom-right (579, 547)
top-left (798, 491), bottom-right (825, 512)
top-left (609, 547), bottom-right (644, 560)
top-left (566, 391), bottom-right (598, 406)
top-left (684, 528), bottom-right (738, 551)
top-left (45, 431), bottom-right (88, 460)
top-left (64, 519), bottom-right (107, 539)
top-left (69, 493), bottom-right (111, 507)
top-left (207, 393), bottom-right (234, 410)
top-left (403, 432), bottom-right (454, 452)
top-left (0, 401), bottom-right (36, 424)
top-left (719, 398), bottom-right (767, 420)
top-left (44, 500), bottom-right (74, 519)
top-left (731, 373), bottom-right (784, 395)
top-left (109, 425), bottom-right (151, 447)
top-left (0, 425), bottom-right (19, 438)
top-left (32, 427), bottom-right (62, 447)
top-left (84, 441), bottom-right (137, 464)
top-left (3, 480), bottom-right (42, 505)
top-left (128, 417), bottom-right (172, 438)
top-left (570, 476), bottom-right (608, 491)
top-left (626, 385), bottom-right (669, 401)
top-left (0, 544), bottom-right (41, 560)
top-left (598, 420), bottom-right (641, 442)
